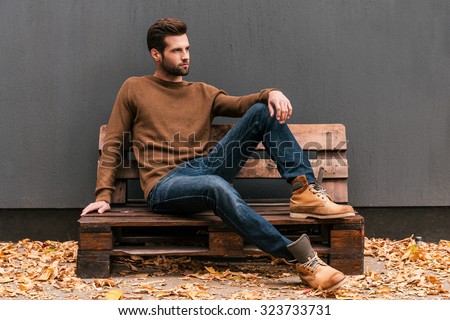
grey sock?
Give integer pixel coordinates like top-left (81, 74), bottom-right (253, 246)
top-left (287, 234), bottom-right (315, 263)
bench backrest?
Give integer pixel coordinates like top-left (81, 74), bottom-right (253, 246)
top-left (98, 124), bottom-right (349, 205)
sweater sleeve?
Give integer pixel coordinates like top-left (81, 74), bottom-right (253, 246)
top-left (95, 79), bottom-right (135, 203)
top-left (211, 88), bottom-right (276, 117)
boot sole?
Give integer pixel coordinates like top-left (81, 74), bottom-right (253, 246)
top-left (323, 276), bottom-right (347, 292)
top-left (290, 212), bottom-right (356, 219)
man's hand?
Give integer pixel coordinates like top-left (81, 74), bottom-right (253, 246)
top-left (268, 90), bottom-right (293, 124)
top-left (81, 201), bottom-right (111, 216)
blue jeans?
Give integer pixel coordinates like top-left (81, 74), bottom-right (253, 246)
top-left (147, 103), bottom-right (316, 260)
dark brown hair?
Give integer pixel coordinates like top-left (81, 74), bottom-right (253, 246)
top-left (147, 18), bottom-right (187, 53)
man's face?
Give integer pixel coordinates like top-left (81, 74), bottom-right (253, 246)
top-left (160, 34), bottom-right (190, 77)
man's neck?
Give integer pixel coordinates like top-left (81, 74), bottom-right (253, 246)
top-left (153, 70), bottom-right (183, 83)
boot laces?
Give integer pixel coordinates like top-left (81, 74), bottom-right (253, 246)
top-left (310, 184), bottom-right (328, 200)
top-left (301, 253), bottom-right (320, 270)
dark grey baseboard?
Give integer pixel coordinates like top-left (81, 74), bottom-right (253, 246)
top-left (0, 207), bottom-right (449, 243)
top-left (360, 207), bottom-right (450, 243)
top-left (0, 209), bottom-right (81, 242)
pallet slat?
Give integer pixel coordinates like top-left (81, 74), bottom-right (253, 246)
top-left (115, 158), bottom-right (349, 180)
top-left (79, 210), bottom-right (363, 227)
top-left (98, 124), bottom-right (347, 152)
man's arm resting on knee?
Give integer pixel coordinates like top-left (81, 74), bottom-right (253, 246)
top-left (81, 201), bottom-right (111, 216)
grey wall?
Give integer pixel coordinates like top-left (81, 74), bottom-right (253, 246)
top-left (1, 0), bottom-right (449, 208)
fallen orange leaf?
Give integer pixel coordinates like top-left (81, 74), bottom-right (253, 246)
top-left (104, 289), bottom-right (123, 300)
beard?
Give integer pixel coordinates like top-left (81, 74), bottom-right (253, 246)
top-left (161, 57), bottom-right (190, 77)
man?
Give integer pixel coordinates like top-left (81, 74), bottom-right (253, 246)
top-left (82, 18), bottom-right (356, 291)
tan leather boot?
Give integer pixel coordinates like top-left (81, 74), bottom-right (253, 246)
top-left (293, 255), bottom-right (347, 291)
top-left (289, 175), bottom-right (356, 219)
top-left (287, 234), bottom-right (346, 291)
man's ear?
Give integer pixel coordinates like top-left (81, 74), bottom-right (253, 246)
top-left (150, 48), bottom-right (161, 62)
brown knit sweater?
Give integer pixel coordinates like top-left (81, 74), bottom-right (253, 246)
top-left (95, 75), bottom-right (273, 203)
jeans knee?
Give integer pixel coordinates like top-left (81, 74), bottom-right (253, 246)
top-left (204, 176), bottom-right (241, 203)
top-left (246, 102), bottom-right (272, 125)
top-left (206, 175), bottom-right (232, 195)
top-left (250, 102), bottom-right (269, 116)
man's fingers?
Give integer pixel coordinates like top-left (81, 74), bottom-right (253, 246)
top-left (287, 102), bottom-right (293, 119)
top-left (268, 91), bottom-right (294, 123)
top-left (81, 201), bottom-right (109, 216)
top-left (98, 203), bottom-right (111, 214)
top-left (283, 101), bottom-right (293, 122)
top-left (267, 103), bottom-right (275, 117)
top-left (81, 203), bottom-right (97, 215)
top-left (281, 102), bottom-right (289, 121)
top-left (276, 101), bottom-right (291, 124)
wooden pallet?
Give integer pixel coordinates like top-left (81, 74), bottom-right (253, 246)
top-left (77, 124), bottom-right (364, 278)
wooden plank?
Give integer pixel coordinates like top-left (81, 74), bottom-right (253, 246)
top-left (110, 244), bottom-right (332, 258)
top-left (251, 124), bottom-right (347, 151)
top-left (79, 205), bottom-right (365, 220)
top-left (317, 150), bottom-right (347, 161)
top-left (115, 235), bottom-right (207, 245)
top-left (79, 225), bottom-right (112, 233)
top-left (331, 222), bottom-right (365, 231)
top-left (289, 124), bottom-right (347, 151)
top-left (327, 257), bottom-right (364, 275)
top-left (330, 229), bottom-right (364, 253)
top-left (112, 247), bottom-right (210, 256)
top-left (311, 159), bottom-right (348, 177)
top-left (76, 253), bottom-right (111, 278)
top-left (79, 207), bottom-right (364, 222)
top-left (79, 216), bottom-right (219, 227)
top-left (78, 211), bottom-right (364, 223)
top-left (208, 231), bottom-right (244, 255)
top-left (78, 212), bottom-right (364, 228)
top-left (114, 160), bottom-right (350, 181)
top-left (99, 124), bottom-right (347, 151)
top-left (112, 180), bottom-right (127, 204)
top-left (78, 232), bottom-right (113, 251)
top-left (243, 244), bottom-right (331, 256)
top-left (235, 158), bottom-right (348, 179)
top-left (113, 158), bottom-right (349, 181)
top-left (321, 179), bottom-right (348, 203)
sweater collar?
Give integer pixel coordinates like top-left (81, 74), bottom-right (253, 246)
top-left (147, 75), bottom-right (189, 87)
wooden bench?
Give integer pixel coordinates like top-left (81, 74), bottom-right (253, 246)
top-left (77, 124), bottom-right (364, 278)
